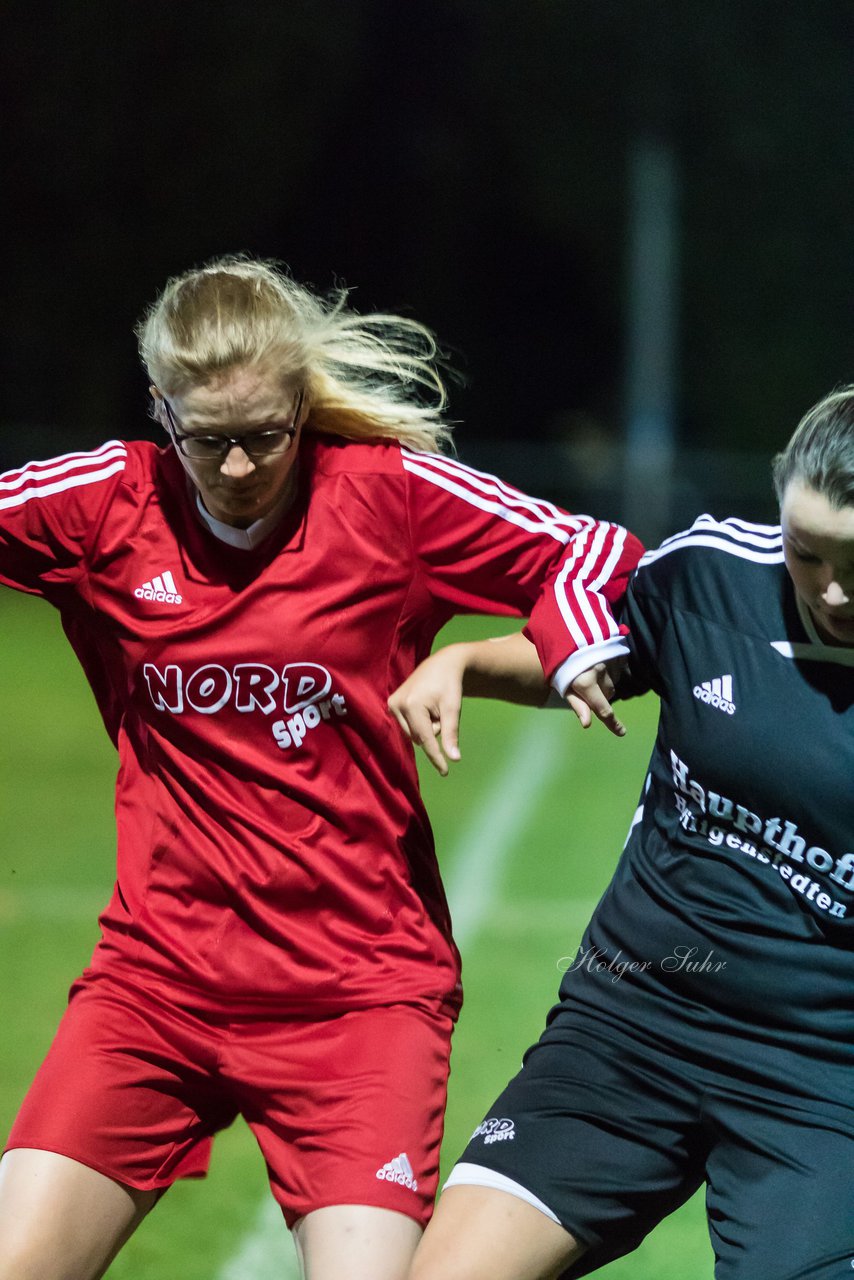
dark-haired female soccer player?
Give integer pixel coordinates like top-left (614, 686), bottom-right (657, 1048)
top-left (0, 256), bottom-right (642, 1280)
top-left (392, 386), bottom-right (854, 1280)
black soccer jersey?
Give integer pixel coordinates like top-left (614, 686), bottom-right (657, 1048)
top-left (558, 515), bottom-right (854, 1103)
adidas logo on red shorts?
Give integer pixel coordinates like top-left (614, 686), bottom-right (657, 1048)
top-left (375, 1151), bottom-right (418, 1191)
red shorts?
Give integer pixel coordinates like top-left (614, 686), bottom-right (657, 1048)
top-left (5, 976), bottom-right (453, 1227)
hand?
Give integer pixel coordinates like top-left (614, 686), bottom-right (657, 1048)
top-left (565, 659), bottom-right (627, 737)
top-left (388, 644), bottom-right (469, 776)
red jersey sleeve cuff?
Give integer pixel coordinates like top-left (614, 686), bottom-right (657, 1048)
top-left (549, 636), bottom-right (631, 698)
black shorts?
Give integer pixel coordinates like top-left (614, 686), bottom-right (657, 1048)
top-left (448, 1011), bottom-right (854, 1279)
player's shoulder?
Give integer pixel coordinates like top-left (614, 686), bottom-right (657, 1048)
top-left (0, 440), bottom-right (168, 558)
top-left (0, 438), bottom-right (148, 512)
top-left (304, 432), bottom-right (410, 478)
top-left (120, 438), bottom-right (166, 486)
top-left (303, 434), bottom-right (477, 486)
top-left (634, 514), bottom-right (785, 606)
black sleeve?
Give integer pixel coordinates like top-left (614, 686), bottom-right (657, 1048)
top-left (615, 562), bottom-right (670, 701)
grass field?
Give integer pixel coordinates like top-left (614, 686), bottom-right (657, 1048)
top-left (0, 593), bottom-right (713, 1277)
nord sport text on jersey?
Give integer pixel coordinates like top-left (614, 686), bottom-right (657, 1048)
top-left (671, 750), bottom-right (853, 919)
top-left (142, 661), bottom-right (348, 750)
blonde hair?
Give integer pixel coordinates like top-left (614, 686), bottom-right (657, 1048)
top-left (135, 255), bottom-right (454, 453)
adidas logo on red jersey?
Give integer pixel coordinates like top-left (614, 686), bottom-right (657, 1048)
top-left (134, 570), bottom-right (183, 605)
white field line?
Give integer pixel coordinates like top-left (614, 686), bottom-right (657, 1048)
top-left (214, 712), bottom-right (571, 1280)
top-left (216, 1195), bottom-right (294, 1280)
top-left (444, 714), bottom-right (569, 947)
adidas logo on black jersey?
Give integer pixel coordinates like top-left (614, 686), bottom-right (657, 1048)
top-left (693, 675), bottom-right (736, 715)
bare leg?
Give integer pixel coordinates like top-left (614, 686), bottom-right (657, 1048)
top-left (409, 1186), bottom-right (587, 1280)
top-left (0, 1148), bottom-right (159, 1280)
top-left (292, 1203), bottom-right (423, 1280)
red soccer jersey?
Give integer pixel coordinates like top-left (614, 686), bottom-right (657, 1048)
top-left (0, 435), bottom-right (642, 1015)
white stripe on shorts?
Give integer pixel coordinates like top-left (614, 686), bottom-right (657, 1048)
top-left (444, 1161), bottom-right (561, 1225)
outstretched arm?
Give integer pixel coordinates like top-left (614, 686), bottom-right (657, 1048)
top-left (388, 632), bottom-right (625, 776)
top-left (401, 451), bottom-right (643, 702)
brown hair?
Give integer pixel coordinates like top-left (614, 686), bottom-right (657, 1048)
top-left (772, 386), bottom-right (854, 509)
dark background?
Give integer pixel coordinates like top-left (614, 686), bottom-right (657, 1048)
top-left (3, 0), bottom-right (852, 536)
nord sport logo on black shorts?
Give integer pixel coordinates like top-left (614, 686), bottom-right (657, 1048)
top-left (471, 1117), bottom-right (516, 1145)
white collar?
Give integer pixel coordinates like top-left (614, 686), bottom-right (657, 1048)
top-left (194, 490), bottom-right (290, 550)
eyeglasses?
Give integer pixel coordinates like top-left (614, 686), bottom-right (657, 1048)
top-left (163, 389), bottom-right (303, 460)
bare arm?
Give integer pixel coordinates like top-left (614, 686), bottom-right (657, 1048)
top-left (388, 632), bottom-right (625, 776)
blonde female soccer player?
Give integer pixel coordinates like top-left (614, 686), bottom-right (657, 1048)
top-left (0, 255), bottom-right (641, 1280)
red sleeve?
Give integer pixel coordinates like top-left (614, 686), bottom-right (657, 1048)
top-left (0, 441), bottom-right (128, 598)
top-left (524, 519), bottom-right (645, 689)
top-left (401, 448), bottom-right (644, 681)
